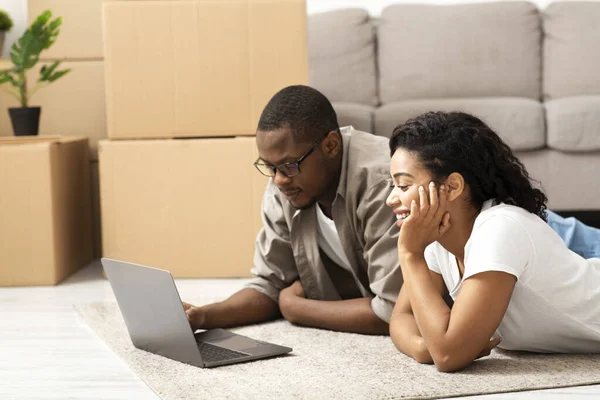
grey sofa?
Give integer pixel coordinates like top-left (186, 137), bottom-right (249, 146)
top-left (308, 1), bottom-right (600, 211)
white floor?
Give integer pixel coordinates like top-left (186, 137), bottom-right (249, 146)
top-left (1, 260), bottom-right (599, 400)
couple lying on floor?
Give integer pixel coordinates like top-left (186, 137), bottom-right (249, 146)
top-left (183, 85), bottom-right (600, 372)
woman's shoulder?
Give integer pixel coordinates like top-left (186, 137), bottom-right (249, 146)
top-left (464, 201), bottom-right (542, 282)
top-left (469, 201), bottom-right (549, 263)
top-left (474, 200), bottom-right (542, 232)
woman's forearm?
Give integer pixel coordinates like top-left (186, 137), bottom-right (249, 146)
top-left (400, 253), bottom-right (455, 364)
top-left (390, 312), bottom-right (434, 364)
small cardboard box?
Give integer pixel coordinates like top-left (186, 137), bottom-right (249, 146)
top-left (0, 61), bottom-right (107, 161)
top-left (99, 136), bottom-right (268, 278)
top-left (0, 137), bottom-right (94, 286)
top-left (103, 0), bottom-right (308, 139)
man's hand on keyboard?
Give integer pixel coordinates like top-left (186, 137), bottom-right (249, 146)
top-left (182, 302), bottom-right (206, 330)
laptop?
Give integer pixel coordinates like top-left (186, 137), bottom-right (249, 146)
top-left (101, 258), bottom-right (292, 368)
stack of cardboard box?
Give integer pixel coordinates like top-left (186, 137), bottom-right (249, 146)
top-left (99, 0), bottom-right (308, 277)
top-left (0, 0), bottom-right (110, 285)
top-left (0, 0), bottom-right (109, 257)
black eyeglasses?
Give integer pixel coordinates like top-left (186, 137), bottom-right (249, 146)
top-left (254, 136), bottom-right (326, 178)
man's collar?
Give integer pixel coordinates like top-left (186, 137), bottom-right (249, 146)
top-left (335, 126), bottom-right (354, 199)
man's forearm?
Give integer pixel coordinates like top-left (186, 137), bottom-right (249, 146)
top-left (199, 288), bottom-right (280, 329)
top-left (280, 296), bottom-right (389, 335)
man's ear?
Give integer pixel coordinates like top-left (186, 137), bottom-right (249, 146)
top-left (323, 130), bottom-right (342, 157)
top-left (445, 172), bottom-right (465, 202)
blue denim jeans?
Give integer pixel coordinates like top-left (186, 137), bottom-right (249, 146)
top-left (547, 210), bottom-right (600, 259)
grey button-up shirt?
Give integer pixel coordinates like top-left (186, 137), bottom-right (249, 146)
top-left (246, 127), bottom-right (402, 322)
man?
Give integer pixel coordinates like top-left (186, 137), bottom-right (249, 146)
top-left (184, 85), bottom-right (400, 334)
top-left (184, 85), bottom-right (600, 335)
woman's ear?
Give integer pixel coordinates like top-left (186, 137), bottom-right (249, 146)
top-left (444, 172), bottom-right (465, 202)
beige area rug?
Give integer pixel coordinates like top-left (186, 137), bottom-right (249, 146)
top-left (76, 301), bottom-right (600, 400)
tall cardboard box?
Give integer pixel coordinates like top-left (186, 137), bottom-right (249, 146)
top-left (99, 137), bottom-right (267, 278)
top-left (103, 0), bottom-right (308, 139)
top-left (0, 61), bottom-right (107, 161)
top-left (0, 137), bottom-right (93, 286)
top-left (29, 0), bottom-right (108, 60)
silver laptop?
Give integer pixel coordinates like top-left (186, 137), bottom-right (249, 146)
top-left (101, 258), bottom-right (292, 368)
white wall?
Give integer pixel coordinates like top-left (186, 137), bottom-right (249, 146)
top-left (306, 0), bottom-right (561, 15)
top-left (0, 0), bottom-right (592, 59)
top-left (0, 0), bottom-right (26, 58)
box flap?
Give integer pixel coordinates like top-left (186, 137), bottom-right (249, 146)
top-left (0, 136), bottom-right (88, 146)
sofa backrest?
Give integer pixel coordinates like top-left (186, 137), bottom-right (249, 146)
top-left (377, 2), bottom-right (542, 104)
top-left (308, 8), bottom-right (378, 107)
top-left (307, 1), bottom-right (600, 152)
top-left (543, 1), bottom-right (600, 100)
top-left (542, 2), bottom-right (600, 152)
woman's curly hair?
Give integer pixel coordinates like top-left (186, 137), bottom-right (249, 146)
top-left (389, 111), bottom-right (548, 220)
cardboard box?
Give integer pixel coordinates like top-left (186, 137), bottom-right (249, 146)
top-left (0, 61), bottom-right (107, 161)
top-left (99, 137), bottom-right (268, 278)
top-left (0, 137), bottom-right (93, 286)
top-left (103, 0), bottom-right (308, 139)
top-left (90, 161), bottom-right (103, 258)
top-left (29, 0), bottom-right (107, 60)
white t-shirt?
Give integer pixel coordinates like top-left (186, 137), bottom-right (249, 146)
top-left (425, 200), bottom-right (600, 353)
top-left (316, 205), bottom-right (353, 273)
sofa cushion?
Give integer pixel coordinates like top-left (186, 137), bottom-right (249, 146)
top-left (332, 102), bottom-right (374, 134)
top-left (378, 2), bottom-right (541, 103)
top-left (374, 97), bottom-right (545, 151)
top-left (543, 2), bottom-right (600, 100)
top-left (545, 96), bottom-right (600, 152)
top-left (308, 9), bottom-right (378, 106)
top-left (517, 149), bottom-right (600, 210)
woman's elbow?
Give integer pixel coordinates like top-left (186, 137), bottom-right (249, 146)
top-left (390, 331), bottom-right (433, 364)
top-left (413, 347), bottom-right (434, 364)
top-left (432, 353), bottom-right (472, 372)
top-left (406, 336), bottom-right (431, 364)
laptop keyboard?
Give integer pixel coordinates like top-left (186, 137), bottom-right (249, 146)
top-left (197, 341), bottom-right (249, 363)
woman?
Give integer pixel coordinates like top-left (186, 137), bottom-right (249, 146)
top-left (386, 111), bottom-right (600, 372)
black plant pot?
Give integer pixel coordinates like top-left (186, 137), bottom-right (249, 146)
top-left (9, 107), bottom-right (41, 136)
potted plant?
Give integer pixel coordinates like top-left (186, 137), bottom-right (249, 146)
top-left (0, 9), bottom-right (13, 55)
top-left (0, 10), bottom-right (70, 136)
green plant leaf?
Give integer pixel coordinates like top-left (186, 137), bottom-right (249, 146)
top-left (39, 60), bottom-right (61, 82)
top-left (8, 44), bottom-right (23, 73)
top-left (7, 9), bottom-right (66, 106)
top-left (34, 10), bottom-right (51, 27)
top-left (39, 15), bottom-right (61, 50)
top-left (0, 10), bottom-right (14, 31)
top-left (10, 32), bottom-right (29, 65)
top-left (0, 72), bottom-right (11, 84)
top-left (46, 68), bottom-right (70, 83)
top-left (24, 55), bottom-right (41, 69)
top-left (11, 30), bottom-right (43, 69)
top-left (49, 17), bottom-right (62, 31)
top-left (0, 71), bottom-right (19, 87)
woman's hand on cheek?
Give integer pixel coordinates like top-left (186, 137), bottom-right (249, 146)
top-left (398, 182), bottom-right (452, 257)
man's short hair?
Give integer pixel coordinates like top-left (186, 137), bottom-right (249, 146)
top-left (257, 85), bottom-right (340, 143)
